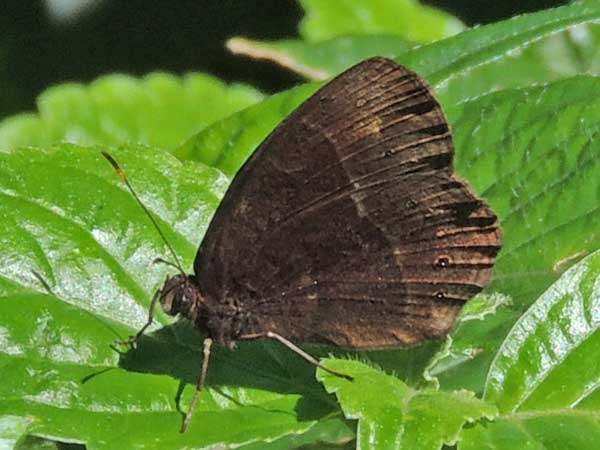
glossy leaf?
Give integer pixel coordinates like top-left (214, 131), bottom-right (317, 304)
top-left (0, 145), bottom-right (343, 450)
top-left (318, 360), bottom-right (496, 450)
top-left (486, 249), bottom-right (600, 411)
top-left (460, 250), bottom-right (600, 449)
top-left (298, 0), bottom-right (464, 43)
top-left (0, 73), bottom-right (263, 151)
top-left (226, 35), bottom-right (413, 80)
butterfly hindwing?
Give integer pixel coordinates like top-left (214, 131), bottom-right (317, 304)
top-left (195, 57), bottom-right (502, 348)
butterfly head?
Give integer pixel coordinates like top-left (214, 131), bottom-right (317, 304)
top-left (159, 274), bottom-right (203, 319)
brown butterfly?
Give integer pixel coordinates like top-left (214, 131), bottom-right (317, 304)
top-left (104, 57), bottom-right (502, 432)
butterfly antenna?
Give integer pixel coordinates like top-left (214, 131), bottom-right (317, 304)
top-left (102, 151), bottom-right (186, 275)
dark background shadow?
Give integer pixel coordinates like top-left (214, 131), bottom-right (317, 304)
top-left (1, 0), bottom-right (569, 119)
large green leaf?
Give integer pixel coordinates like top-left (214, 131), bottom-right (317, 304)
top-left (318, 360), bottom-right (496, 450)
top-left (0, 144), bottom-right (346, 450)
top-left (0, 73), bottom-right (263, 151)
top-left (298, 0), bottom-right (464, 43)
top-left (460, 250), bottom-right (600, 449)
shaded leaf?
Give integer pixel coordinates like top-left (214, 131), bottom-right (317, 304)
top-left (318, 360), bottom-right (496, 450)
top-left (0, 73), bottom-right (263, 151)
top-left (15, 436), bottom-right (85, 450)
top-left (298, 0), bottom-right (464, 43)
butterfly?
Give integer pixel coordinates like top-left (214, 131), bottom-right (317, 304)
top-left (104, 56), bottom-right (502, 432)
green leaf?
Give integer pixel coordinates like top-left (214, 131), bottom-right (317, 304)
top-left (403, 0), bottom-right (600, 105)
top-left (460, 249), bottom-right (600, 449)
top-left (318, 360), bottom-right (496, 450)
top-left (298, 0), bottom-right (464, 43)
top-left (0, 144), bottom-right (342, 450)
top-left (0, 73), bottom-right (263, 151)
top-left (460, 414), bottom-right (600, 450)
top-left (486, 249), bottom-right (600, 411)
top-left (226, 35), bottom-right (414, 80)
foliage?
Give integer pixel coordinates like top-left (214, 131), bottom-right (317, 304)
top-left (2, 1), bottom-right (600, 449)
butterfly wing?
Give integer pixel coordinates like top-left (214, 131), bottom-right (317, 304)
top-left (195, 57), bottom-right (501, 349)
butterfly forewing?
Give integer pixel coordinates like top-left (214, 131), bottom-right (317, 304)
top-left (195, 57), bottom-right (502, 348)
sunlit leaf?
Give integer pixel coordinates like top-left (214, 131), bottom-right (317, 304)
top-left (318, 360), bottom-right (496, 450)
top-left (461, 250), bottom-right (600, 449)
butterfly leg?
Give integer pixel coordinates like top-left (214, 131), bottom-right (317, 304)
top-left (181, 337), bottom-right (213, 433)
top-left (241, 331), bottom-right (353, 381)
top-left (116, 288), bottom-right (161, 348)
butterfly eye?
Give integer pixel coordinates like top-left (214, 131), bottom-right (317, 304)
top-left (435, 292), bottom-right (445, 300)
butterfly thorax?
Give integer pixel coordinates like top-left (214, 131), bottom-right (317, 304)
top-left (158, 274), bottom-right (245, 349)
